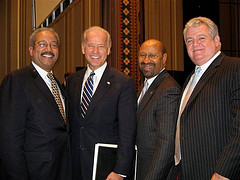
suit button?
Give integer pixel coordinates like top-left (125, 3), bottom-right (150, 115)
top-left (80, 126), bottom-right (84, 130)
top-left (76, 146), bottom-right (80, 150)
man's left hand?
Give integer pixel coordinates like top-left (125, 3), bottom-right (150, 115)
top-left (106, 172), bottom-right (124, 180)
top-left (211, 173), bottom-right (229, 180)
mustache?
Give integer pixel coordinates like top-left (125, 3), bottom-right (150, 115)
top-left (140, 62), bottom-right (155, 66)
top-left (41, 52), bottom-right (55, 57)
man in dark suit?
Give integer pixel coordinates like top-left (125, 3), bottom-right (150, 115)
top-left (0, 27), bottom-right (71, 179)
top-left (67, 26), bottom-right (136, 180)
top-left (173, 17), bottom-right (240, 180)
top-left (136, 39), bottom-right (181, 179)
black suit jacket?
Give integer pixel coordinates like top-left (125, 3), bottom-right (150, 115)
top-left (67, 65), bottom-right (137, 180)
top-left (0, 64), bottom-right (71, 180)
top-left (179, 53), bottom-right (240, 179)
top-left (136, 70), bottom-right (181, 180)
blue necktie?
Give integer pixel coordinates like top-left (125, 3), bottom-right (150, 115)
top-left (81, 71), bottom-right (95, 118)
top-left (175, 67), bottom-right (202, 165)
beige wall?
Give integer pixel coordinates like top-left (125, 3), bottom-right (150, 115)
top-left (144, 0), bottom-right (184, 71)
top-left (35, 0), bottom-right (61, 27)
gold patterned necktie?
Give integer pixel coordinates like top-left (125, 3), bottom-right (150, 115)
top-left (47, 72), bottom-right (66, 123)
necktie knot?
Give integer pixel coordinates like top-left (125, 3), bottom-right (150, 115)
top-left (90, 71), bottom-right (95, 77)
top-left (47, 72), bottom-right (54, 81)
top-left (192, 66), bottom-right (202, 88)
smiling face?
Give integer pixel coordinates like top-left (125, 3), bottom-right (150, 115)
top-left (185, 24), bottom-right (220, 66)
top-left (29, 30), bottom-right (59, 72)
top-left (82, 30), bottom-right (110, 71)
top-left (138, 40), bottom-right (167, 79)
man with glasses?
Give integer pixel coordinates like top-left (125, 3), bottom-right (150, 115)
top-left (136, 39), bottom-right (181, 179)
top-left (0, 27), bottom-right (71, 179)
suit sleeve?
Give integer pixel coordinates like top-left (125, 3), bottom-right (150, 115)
top-left (114, 78), bottom-right (137, 175)
top-left (0, 74), bottom-right (29, 179)
top-left (146, 86), bottom-right (181, 179)
top-left (215, 67), bottom-right (240, 179)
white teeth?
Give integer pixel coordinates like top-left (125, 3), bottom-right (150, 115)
top-left (43, 54), bottom-right (53, 58)
top-left (91, 56), bottom-right (99, 59)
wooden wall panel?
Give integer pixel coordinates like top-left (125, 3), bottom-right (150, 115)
top-left (49, 0), bottom-right (102, 82)
top-left (143, 0), bottom-right (184, 71)
top-left (0, 0), bottom-right (32, 82)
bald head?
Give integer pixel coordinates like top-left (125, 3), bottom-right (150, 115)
top-left (140, 39), bottom-right (166, 54)
top-left (138, 39), bottom-right (167, 79)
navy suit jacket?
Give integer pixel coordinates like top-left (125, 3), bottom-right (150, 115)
top-left (67, 65), bottom-right (137, 180)
top-left (179, 53), bottom-right (240, 179)
top-left (136, 70), bottom-right (181, 180)
top-left (0, 64), bottom-right (71, 179)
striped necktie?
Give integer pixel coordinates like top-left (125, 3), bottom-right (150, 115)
top-left (81, 71), bottom-right (95, 118)
top-left (47, 72), bottom-right (66, 123)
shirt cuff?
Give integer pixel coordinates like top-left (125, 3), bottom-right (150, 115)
top-left (118, 174), bottom-right (127, 177)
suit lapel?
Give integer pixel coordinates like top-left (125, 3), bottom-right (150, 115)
top-left (137, 70), bottom-right (166, 115)
top-left (75, 69), bottom-right (86, 114)
top-left (83, 65), bottom-right (112, 119)
top-left (30, 64), bottom-right (65, 123)
top-left (184, 53), bottom-right (224, 110)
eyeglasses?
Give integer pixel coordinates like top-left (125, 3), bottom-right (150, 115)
top-left (36, 41), bottom-right (59, 49)
top-left (138, 53), bottom-right (159, 60)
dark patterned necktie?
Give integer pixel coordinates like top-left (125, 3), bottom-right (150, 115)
top-left (81, 71), bottom-right (95, 118)
top-left (47, 72), bottom-right (66, 123)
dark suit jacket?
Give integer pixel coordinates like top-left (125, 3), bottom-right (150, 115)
top-left (136, 70), bottom-right (181, 180)
top-left (0, 64), bottom-right (71, 180)
top-left (179, 52), bottom-right (240, 179)
top-left (67, 65), bottom-right (137, 180)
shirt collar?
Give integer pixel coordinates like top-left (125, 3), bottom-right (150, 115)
top-left (31, 61), bottom-right (53, 80)
top-left (145, 68), bottom-right (165, 87)
top-left (198, 51), bottom-right (221, 72)
top-left (86, 61), bottom-right (107, 79)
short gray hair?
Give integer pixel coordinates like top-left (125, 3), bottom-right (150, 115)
top-left (183, 17), bottom-right (219, 43)
top-left (82, 26), bottom-right (112, 48)
top-left (29, 27), bottom-right (60, 48)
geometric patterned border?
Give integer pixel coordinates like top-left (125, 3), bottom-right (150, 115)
top-left (119, 0), bottom-right (140, 89)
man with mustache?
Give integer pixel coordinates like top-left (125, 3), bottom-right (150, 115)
top-left (0, 27), bottom-right (71, 179)
top-left (136, 39), bottom-right (181, 179)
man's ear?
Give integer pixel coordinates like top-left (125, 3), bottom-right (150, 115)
top-left (162, 53), bottom-right (167, 67)
top-left (29, 46), bottom-right (33, 56)
top-left (214, 35), bottom-right (221, 47)
top-left (81, 44), bottom-right (85, 54)
top-left (107, 47), bottom-right (111, 55)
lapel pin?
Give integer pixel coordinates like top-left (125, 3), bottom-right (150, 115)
top-left (107, 81), bottom-right (111, 85)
